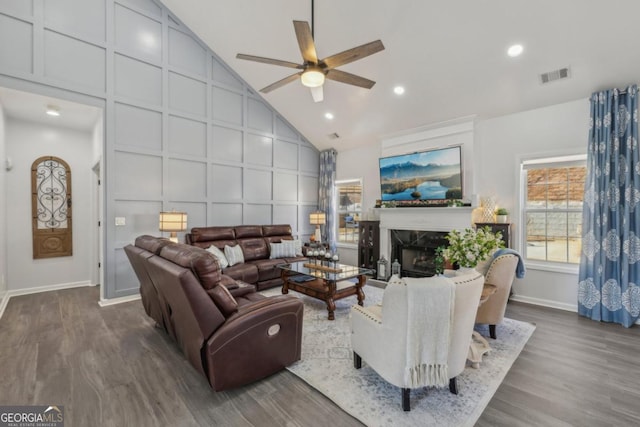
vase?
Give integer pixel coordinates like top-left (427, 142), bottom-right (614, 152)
top-left (456, 266), bottom-right (477, 276)
top-left (481, 197), bottom-right (496, 223)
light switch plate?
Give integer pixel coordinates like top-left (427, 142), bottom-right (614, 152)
top-left (115, 217), bottom-right (126, 226)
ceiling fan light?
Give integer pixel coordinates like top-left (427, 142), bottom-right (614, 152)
top-left (301, 69), bottom-right (325, 88)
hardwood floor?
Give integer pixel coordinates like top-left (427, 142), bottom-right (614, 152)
top-left (478, 302), bottom-right (640, 427)
top-left (0, 286), bottom-right (639, 426)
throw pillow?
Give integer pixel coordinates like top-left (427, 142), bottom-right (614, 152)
top-left (269, 242), bottom-right (296, 259)
top-left (207, 283), bottom-right (238, 317)
top-left (224, 244), bottom-right (245, 266)
top-left (206, 245), bottom-right (229, 269)
top-left (283, 239), bottom-right (303, 256)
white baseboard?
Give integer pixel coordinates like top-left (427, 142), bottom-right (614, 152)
top-left (510, 294), bottom-right (578, 312)
top-left (98, 293), bottom-right (140, 307)
top-left (0, 281), bottom-right (95, 320)
top-left (510, 294), bottom-right (640, 325)
top-left (0, 292), bottom-right (9, 322)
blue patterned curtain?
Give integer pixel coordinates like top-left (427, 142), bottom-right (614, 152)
top-left (578, 84), bottom-right (640, 327)
top-left (318, 149), bottom-right (337, 251)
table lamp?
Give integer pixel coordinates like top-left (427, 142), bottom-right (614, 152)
top-left (309, 211), bottom-right (326, 243)
top-left (159, 211), bottom-right (187, 243)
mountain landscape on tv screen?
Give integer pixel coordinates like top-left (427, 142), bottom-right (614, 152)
top-left (380, 162), bottom-right (461, 200)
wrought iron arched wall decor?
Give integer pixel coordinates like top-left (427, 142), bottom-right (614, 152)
top-left (31, 156), bottom-right (72, 258)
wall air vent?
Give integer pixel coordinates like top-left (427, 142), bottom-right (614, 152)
top-left (327, 132), bottom-right (340, 139)
top-left (540, 67), bottom-right (571, 84)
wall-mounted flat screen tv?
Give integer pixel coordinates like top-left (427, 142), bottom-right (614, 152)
top-left (379, 146), bottom-right (463, 201)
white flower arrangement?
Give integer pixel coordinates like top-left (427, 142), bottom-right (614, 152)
top-left (441, 227), bottom-right (504, 268)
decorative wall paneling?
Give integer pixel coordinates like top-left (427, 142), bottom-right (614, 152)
top-left (0, 0), bottom-right (320, 299)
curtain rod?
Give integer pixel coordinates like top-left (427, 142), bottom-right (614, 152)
top-left (616, 84), bottom-right (638, 94)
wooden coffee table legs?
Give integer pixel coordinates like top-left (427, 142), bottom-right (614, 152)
top-left (280, 271), bottom-right (367, 320)
top-left (326, 275), bottom-right (366, 320)
top-left (327, 280), bottom-right (337, 320)
top-left (356, 275), bottom-right (366, 306)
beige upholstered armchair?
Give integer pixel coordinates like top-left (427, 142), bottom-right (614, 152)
top-left (350, 272), bottom-right (484, 411)
top-left (475, 254), bottom-right (519, 339)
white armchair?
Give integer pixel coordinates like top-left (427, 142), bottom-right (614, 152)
top-left (351, 272), bottom-right (484, 411)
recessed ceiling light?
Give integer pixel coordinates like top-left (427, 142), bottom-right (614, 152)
top-left (507, 44), bottom-right (523, 58)
top-left (46, 105), bottom-right (60, 116)
top-left (324, 112), bottom-right (334, 120)
top-left (394, 86), bottom-right (405, 95)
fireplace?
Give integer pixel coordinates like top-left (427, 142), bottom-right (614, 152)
top-left (377, 205), bottom-right (474, 277)
top-left (390, 229), bottom-right (448, 277)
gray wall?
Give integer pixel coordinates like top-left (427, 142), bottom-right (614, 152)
top-left (0, 103), bottom-right (6, 296)
top-left (0, 0), bottom-right (319, 299)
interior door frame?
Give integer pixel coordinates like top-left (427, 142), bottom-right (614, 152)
top-left (0, 77), bottom-right (105, 301)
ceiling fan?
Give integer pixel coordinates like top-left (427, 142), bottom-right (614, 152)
top-left (236, 2), bottom-right (384, 102)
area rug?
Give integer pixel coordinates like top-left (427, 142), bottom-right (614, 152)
top-left (263, 285), bottom-right (535, 427)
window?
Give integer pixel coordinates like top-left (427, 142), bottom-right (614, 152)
top-left (522, 155), bottom-right (586, 264)
top-left (335, 179), bottom-right (362, 244)
top-left (31, 156), bottom-right (73, 259)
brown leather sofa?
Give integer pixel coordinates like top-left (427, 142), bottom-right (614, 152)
top-left (124, 235), bottom-right (304, 391)
top-left (185, 224), bottom-right (307, 290)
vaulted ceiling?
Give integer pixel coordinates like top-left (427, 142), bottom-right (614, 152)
top-left (162, 0), bottom-right (640, 151)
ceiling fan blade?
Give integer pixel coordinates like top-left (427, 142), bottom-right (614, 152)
top-left (293, 20), bottom-right (318, 63)
top-left (325, 69), bottom-right (376, 89)
top-left (236, 54), bottom-right (302, 69)
top-left (322, 40), bottom-right (385, 69)
top-left (259, 72), bottom-right (302, 93)
top-left (310, 86), bottom-right (324, 103)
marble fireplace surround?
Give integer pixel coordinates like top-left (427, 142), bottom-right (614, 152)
top-left (378, 207), bottom-right (474, 273)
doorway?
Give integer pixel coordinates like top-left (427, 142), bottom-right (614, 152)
top-left (0, 85), bottom-right (104, 297)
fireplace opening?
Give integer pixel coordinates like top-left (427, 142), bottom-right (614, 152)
top-left (402, 246), bottom-right (438, 276)
top-left (390, 229), bottom-right (448, 277)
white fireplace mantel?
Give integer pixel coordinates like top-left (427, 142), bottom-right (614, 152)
top-left (377, 207), bottom-right (474, 260)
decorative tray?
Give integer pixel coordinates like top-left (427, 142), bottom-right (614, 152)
top-left (303, 263), bottom-right (343, 273)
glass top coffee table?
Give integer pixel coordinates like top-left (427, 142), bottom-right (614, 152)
top-left (278, 261), bottom-right (374, 320)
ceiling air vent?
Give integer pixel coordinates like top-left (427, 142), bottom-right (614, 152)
top-left (540, 67), bottom-right (571, 84)
top-left (327, 132), bottom-right (340, 140)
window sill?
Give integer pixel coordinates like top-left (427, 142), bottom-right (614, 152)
top-left (524, 261), bottom-right (579, 275)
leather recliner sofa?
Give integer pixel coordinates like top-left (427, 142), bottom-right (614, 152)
top-left (185, 224), bottom-right (307, 290)
top-left (124, 235), bottom-right (304, 391)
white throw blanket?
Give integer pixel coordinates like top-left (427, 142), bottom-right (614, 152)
top-left (402, 275), bottom-right (455, 388)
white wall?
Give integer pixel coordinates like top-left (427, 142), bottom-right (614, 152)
top-left (91, 116), bottom-right (104, 289)
top-left (336, 145), bottom-right (382, 218)
top-left (336, 99), bottom-right (589, 311)
top-left (0, 103), bottom-right (6, 296)
top-left (475, 98), bottom-right (588, 310)
top-left (5, 118), bottom-right (93, 291)
top-left (335, 145), bottom-right (382, 265)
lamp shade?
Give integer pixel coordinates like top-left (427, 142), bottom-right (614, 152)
top-left (309, 211), bottom-right (326, 226)
top-left (159, 211), bottom-right (187, 232)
